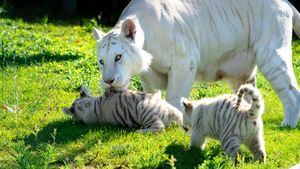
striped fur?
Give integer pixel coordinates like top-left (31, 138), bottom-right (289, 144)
top-left (181, 84), bottom-right (266, 163)
top-left (93, 0), bottom-right (300, 127)
top-left (63, 86), bottom-right (183, 133)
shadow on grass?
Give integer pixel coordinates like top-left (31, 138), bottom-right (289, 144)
top-left (158, 143), bottom-right (204, 169)
top-left (21, 120), bottom-right (134, 146)
top-left (1, 52), bottom-right (81, 68)
top-left (12, 120), bottom-right (134, 167)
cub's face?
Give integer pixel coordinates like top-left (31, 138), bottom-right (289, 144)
top-left (181, 98), bottom-right (194, 132)
top-left (62, 87), bottom-right (94, 123)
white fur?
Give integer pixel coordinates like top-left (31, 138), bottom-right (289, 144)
top-left (181, 89), bottom-right (266, 162)
top-left (94, 19), bottom-right (152, 90)
top-left (93, 0), bottom-right (300, 127)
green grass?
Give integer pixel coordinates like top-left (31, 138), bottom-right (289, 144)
top-left (0, 18), bottom-right (300, 169)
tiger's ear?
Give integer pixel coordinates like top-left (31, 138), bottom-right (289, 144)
top-left (62, 107), bottom-right (73, 116)
top-left (121, 19), bottom-right (136, 40)
top-left (80, 85), bottom-right (91, 97)
top-left (181, 97), bottom-right (193, 114)
top-left (153, 90), bottom-right (162, 99)
top-left (93, 27), bottom-right (105, 40)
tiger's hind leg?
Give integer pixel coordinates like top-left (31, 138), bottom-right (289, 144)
top-left (136, 120), bottom-right (165, 133)
top-left (254, 11), bottom-right (300, 127)
top-left (256, 46), bottom-right (300, 127)
top-left (221, 135), bottom-right (241, 162)
top-left (246, 135), bottom-right (266, 163)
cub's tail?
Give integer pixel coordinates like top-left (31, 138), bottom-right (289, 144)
top-left (236, 84), bottom-right (264, 118)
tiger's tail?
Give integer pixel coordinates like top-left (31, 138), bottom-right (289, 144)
top-left (236, 84), bottom-right (264, 118)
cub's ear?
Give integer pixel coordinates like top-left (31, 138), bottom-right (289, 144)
top-left (153, 90), bottom-right (162, 99)
top-left (93, 27), bottom-right (105, 40)
top-left (121, 19), bottom-right (136, 40)
top-left (62, 107), bottom-right (72, 115)
top-left (80, 85), bottom-right (91, 97)
top-left (180, 97), bottom-right (193, 114)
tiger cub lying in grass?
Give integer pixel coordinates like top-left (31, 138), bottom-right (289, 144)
top-left (63, 86), bottom-right (183, 133)
top-left (181, 84), bottom-right (266, 163)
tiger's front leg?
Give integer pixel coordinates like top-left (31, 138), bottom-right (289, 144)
top-left (166, 57), bottom-right (197, 112)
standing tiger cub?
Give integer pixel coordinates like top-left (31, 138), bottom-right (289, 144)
top-left (63, 86), bottom-right (183, 133)
top-left (181, 84), bottom-right (266, 163)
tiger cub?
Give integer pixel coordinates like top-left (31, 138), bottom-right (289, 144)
top-left (63, 86), bottom-right (183, 133)
top-left (181, 84), bottom-right (266, 163)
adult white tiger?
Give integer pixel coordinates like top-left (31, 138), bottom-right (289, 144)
top-left (93, 0), bottom-right (300, 127)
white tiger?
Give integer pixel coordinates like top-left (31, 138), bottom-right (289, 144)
top-left (93, 0), bottom-right (300, 127)
top-left (181, 84), bottom-right (266, 163)
top-left (62, 86), bottom-right (183, 133)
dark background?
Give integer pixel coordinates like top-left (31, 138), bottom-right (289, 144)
top-left (0, 0), bottom-right (131, 26)
top-left (0, 0), bottom-right (299, 26)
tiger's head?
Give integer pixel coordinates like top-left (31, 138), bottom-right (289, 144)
top-left (62, 86), bottom-right (98, 123)
top-left (93, 18), bottom-right (152, 90)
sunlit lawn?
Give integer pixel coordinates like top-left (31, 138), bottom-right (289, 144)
top-left (0, 18), bottom-right (300, 168)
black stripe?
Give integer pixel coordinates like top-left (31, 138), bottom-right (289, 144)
top-left (214, 102), bottom-right (220, 135)
top-left (223, 137), bottom-right (235, 151)
top-left (208, 123), bottom-right (216, 136)
top-left (223, 134), bottom-right (239, 151)
top-left (144, 118), bottom-right (157, 128)
top-left (112, 110), bottom-right (122, 125)
top-left (131, 93), bottom-right (136, 103)
top-left (222, 131), bottom-right (233, 148)
top-left (126, 104), bottom-right (131, 123)
top-left (104, 92), bottom-right (109, 101)
top-left (221, 101), bottom-right (231, 122)
top-left (218, 99), bottom-right (227, 114)
top-left (124, 94), bottom-right (140, 127)
top-left (118, 93), bottom-right (123, 109)
top-left (141, 106), bottom-right (156, 124)
top-left (195, 109), bottom-right (203, 128)
top-left (229, 145), bottom-right (240, 155)
top-left (115, 103), bottom-right (127, 127)
top-left (120, 94), bottom-right (129, 123)
top-left (221, 108), bottom-right (239, 141)
top-left (140, 99), bottom-right (152, 122)
top-left (160, 107), bottom-right (165, 120)
top-left (140, 106), bottom-right (149, 123)
top-left (128, 111), bottom-right (140, 127)
top-left (94, 101), bottom-right (100, 122)
top-left (121, 93), bottom-right (132, 125)
top-left (132, 95), bottom-right (140, 121)
top-left (99, 96), bottom-right (103, 104)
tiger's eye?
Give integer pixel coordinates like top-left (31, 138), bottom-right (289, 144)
top-left (99, 59), bottom-right (104, 65)
top-left (115, 54), bottom-right (122, 62)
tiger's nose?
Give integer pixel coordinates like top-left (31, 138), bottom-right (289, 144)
top-left (104, 78), bottom-right (115, 84)
top-left (183, 126), bottom-right (189, 132)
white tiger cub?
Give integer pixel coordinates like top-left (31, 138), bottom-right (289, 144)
top-left (62, 86), bottom-right (183, 133)
top-left (181, 84), bottom-right (266, 163)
